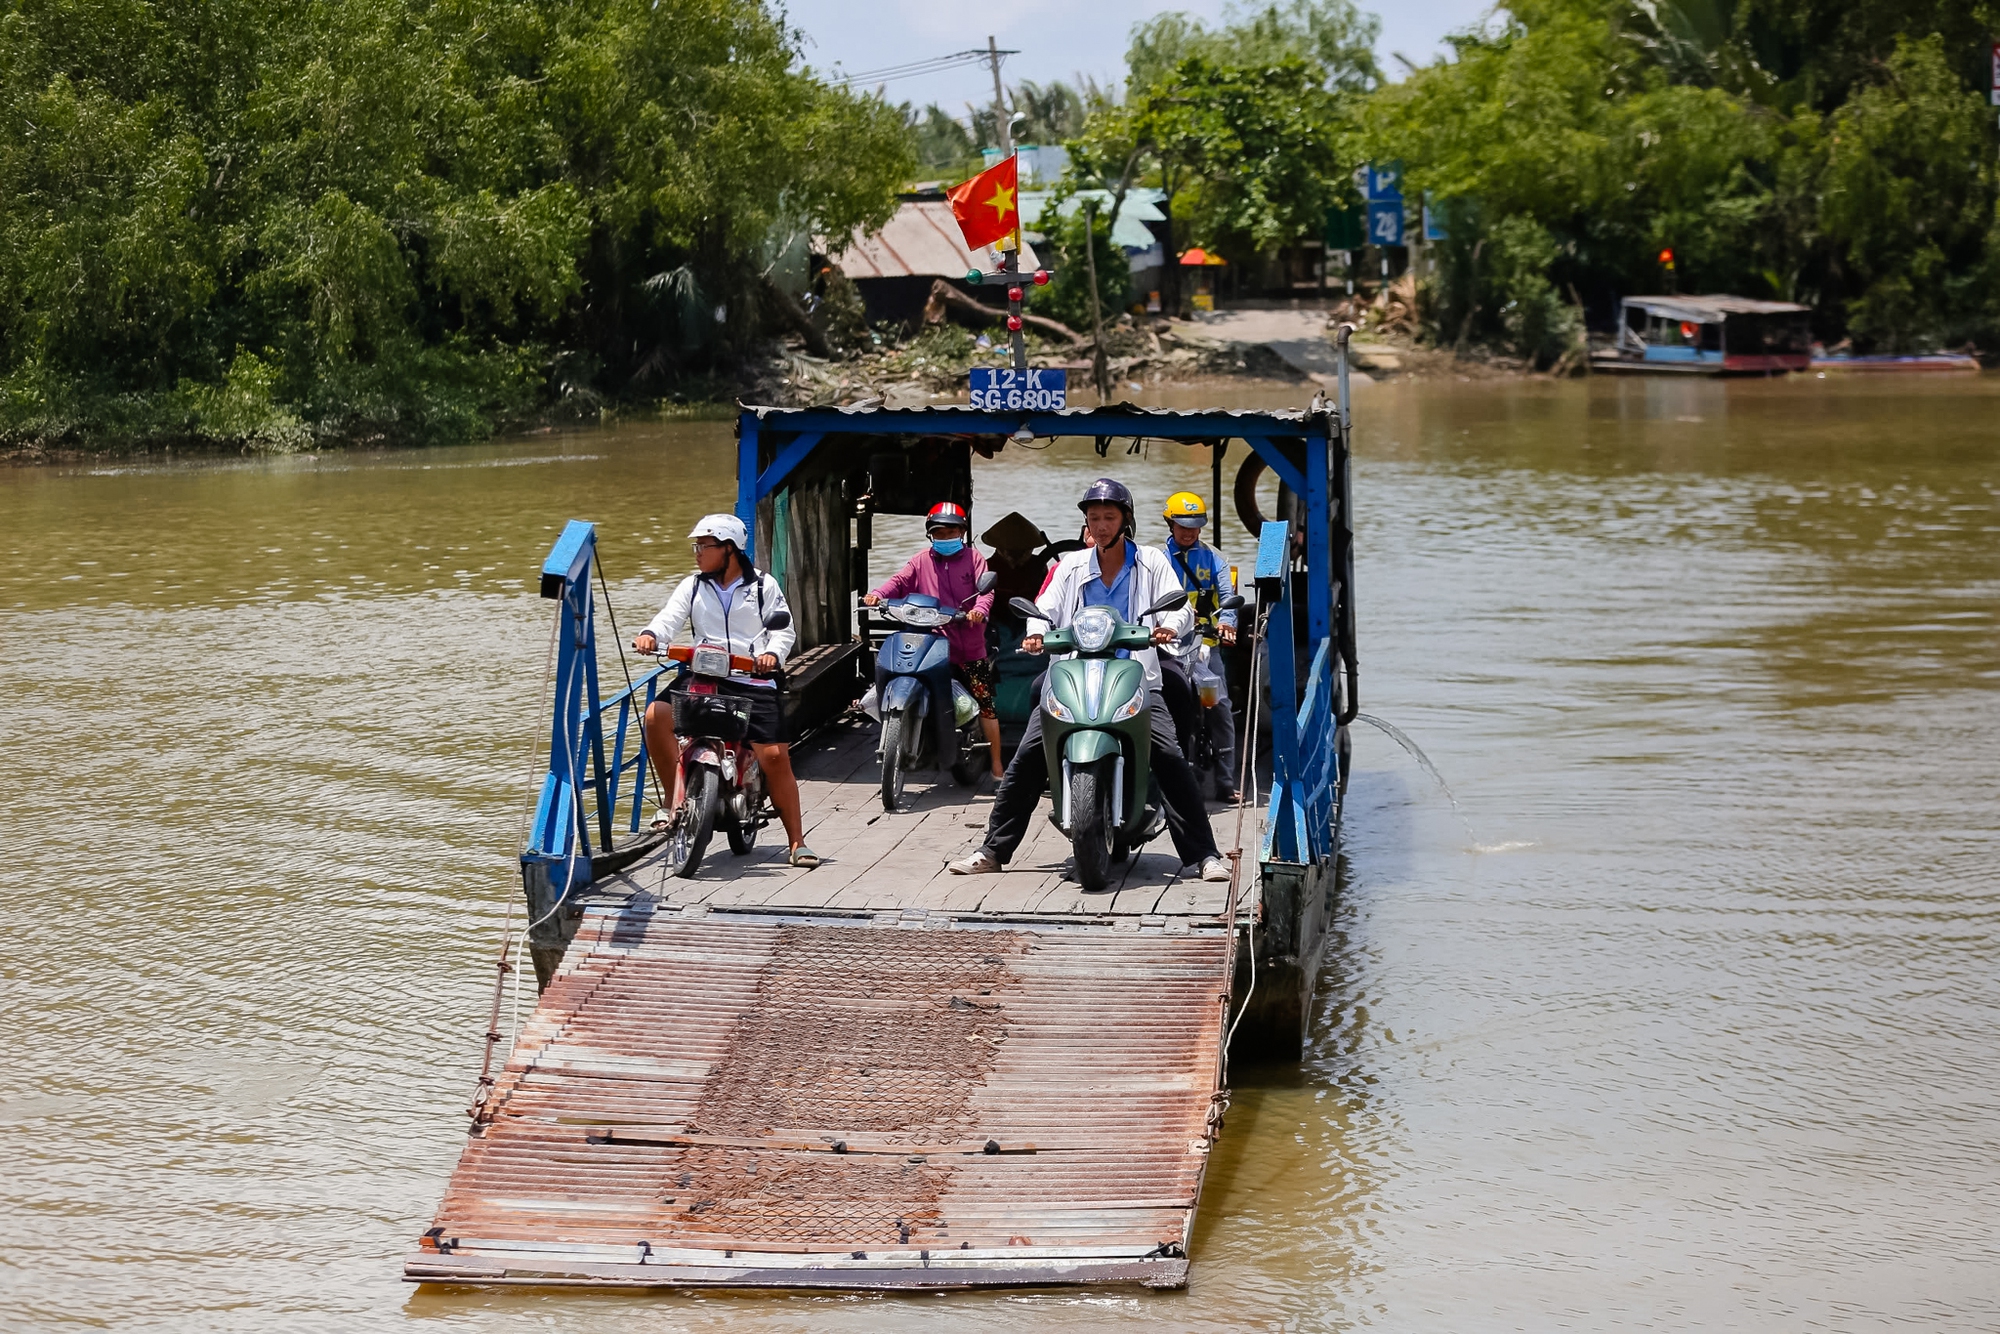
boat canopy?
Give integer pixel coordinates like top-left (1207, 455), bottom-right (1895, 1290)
top-left (1620, 294), bottom-right (1810, 323)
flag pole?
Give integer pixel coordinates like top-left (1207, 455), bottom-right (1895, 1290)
top-left (1006, 223), bottom-right (1026, 374)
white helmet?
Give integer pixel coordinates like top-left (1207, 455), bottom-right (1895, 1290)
top-left (689, 513), bottom-right (748, 550)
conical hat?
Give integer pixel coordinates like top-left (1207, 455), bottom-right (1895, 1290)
top-left (981, 510), bottom-right (1048, 550)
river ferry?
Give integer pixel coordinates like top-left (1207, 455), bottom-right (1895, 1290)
top-left (1594, 294), bottom-right (1813, 375)
top-left (406, 343), bottom-right (1359, 1292)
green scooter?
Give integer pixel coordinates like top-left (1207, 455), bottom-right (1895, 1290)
top-left (1009, 589), bottom-right (1242, 891)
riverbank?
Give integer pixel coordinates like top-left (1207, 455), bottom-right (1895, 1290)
top-left (0, 313), bottom-right (1539, 465)
top-left (746, 306), bottom-right (1539, 410)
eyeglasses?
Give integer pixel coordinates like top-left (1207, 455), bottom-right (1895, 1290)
top-left (690, 541), bottom-right (725, 554)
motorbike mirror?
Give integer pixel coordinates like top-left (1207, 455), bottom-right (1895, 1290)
top-left (974, 570), bottom-right (999, 595)
top-left (1218, 594), bottom-right (1245, 611)
top-left (1008, 596), bottom-right (1048, 622)
top-left (762, 608), bottom-right (792, 631)
top-left (1142, 588), bottom-right (1189, 617)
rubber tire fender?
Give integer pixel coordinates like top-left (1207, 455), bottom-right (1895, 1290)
top-left (1232, 442), bottom-right (1305, 539)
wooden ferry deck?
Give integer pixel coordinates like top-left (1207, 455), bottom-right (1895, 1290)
top-left (408, 713), bottom-right (1253, 1290)
top-left (600, 713), bottom-right (1249, 923)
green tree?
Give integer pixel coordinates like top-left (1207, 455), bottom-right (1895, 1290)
top-left (1369, 0), bottom-right (2000, 357)
top-left (1066, 6), bottom-right (1368, 312)
top-left (1818, 36), bottom-right (1998, 349)
top-left (0, 0), bottom-right (912, 450)
top-left (1128, 0), bottom-right (1382, 93)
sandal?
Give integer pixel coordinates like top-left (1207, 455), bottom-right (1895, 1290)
top-left (787, 845), bottom-right (822, 869)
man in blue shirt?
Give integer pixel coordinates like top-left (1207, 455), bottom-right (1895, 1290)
top-left (1160, 491), bottom-right (1238, 801)
top-left (949, 478), bottom-right (1229, 883)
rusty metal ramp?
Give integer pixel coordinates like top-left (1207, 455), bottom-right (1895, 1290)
top-left (407, 902), bottom-right (1232, 1290)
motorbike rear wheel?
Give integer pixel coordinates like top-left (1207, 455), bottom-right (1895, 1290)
top-left (674, 766), bottom-right (720, 879)
top-left (1068, 759), bottom-right (1116, 893)
top-left (950, 731), bottom-right (979, 786)
top-left (726, 758), bottom-right (762, 855)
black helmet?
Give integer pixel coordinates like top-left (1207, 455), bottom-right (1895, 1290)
top-left (1078, 477), bottom-right (1134, 539)
top-left (1078, 477), bottom-right (1134, 513)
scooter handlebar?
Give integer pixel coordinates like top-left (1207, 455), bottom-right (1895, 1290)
top-left (642, 646), bottom-right (773, 678)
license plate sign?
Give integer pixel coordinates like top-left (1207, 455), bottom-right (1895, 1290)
top-left (969, 367), bottom-right (1066, 411)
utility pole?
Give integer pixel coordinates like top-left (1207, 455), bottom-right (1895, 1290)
top-left (987, 36), bottom-right (1013, 157)
top-left (1083, 201), bottom-right (1109, 398)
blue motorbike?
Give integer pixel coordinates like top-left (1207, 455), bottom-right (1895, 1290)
top-left (867, 572), bottom-right (997, 811)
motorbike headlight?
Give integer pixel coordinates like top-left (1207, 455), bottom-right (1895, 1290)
top-left (1072, 606), bottom-right (1116, 653)
top-left (1042, 688), bottom-right (1074, 721)
top-left (1111, 692), bottom-right (1146, 721)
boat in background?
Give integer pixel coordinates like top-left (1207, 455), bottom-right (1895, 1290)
top-left (1592, 295), bottom-right (1812, 376)
top-left (1810, 351), bottom-right (1980, 374)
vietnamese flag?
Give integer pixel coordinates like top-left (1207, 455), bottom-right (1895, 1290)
top-left (948, 155), bottom-right (1019, 252)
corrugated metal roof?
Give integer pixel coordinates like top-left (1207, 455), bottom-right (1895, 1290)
top-left (1623, 294), bottom-right (1810, 320)
top-left (408, 909), bottom-right (1229, 1289)
top-left (742, 403), bottom-right (1319, 425)
top-left (830, 201), bottom-right (1042, 282)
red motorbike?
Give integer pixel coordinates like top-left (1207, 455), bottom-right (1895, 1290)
top-left (646, 639), bottom-right (778, 878)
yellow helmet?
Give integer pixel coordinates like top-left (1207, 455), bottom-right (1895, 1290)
top-left (1163, 491), bottom-right (1208, 528)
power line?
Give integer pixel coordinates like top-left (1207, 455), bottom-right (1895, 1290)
top-left (834, 47), bottom-right (1016, 87)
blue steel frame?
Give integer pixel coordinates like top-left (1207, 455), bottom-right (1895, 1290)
top-left (735, 405), bottom-right (1355, 867)
top-left (521, 520), bottom-right (674, 905)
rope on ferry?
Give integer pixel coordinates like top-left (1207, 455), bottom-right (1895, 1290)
top-left (1218, 600), bottom-right (1271, 1087)
top-left (472, 576), bottom-right (580, 1121)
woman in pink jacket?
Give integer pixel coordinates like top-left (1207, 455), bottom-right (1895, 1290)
top-left (862, 502), bottom-right (1004, 779)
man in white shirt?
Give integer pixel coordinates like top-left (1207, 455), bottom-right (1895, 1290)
top-left (950, 479), bottom-right (1230, 883)
top-left (633, 514), bottom-right (817, 867)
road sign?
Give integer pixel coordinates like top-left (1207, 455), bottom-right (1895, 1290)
top-left (1325, 205), bottom-right (1366, 250)
top-left (1365, 163), bottom-right (1402, 204)
top-left (1367, 200), bottom-right (1404, 247)
top-left (969, 366), bottom-right (1066, 410)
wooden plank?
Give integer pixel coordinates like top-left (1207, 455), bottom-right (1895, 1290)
top-left (588, 724), bottom-right (1258, 923)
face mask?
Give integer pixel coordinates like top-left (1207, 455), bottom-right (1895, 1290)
top-left (930, 537), bottom-right (965, 557)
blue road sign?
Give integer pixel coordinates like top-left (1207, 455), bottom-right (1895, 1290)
top-left (969, 367), bottom-right (1067, 410)
top-left (1367, 200), bottom-right (1405, 246)
top-left (1365, 163), bottom-right (1403, 203)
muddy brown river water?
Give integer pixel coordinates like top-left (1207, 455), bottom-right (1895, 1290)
top-left (2, 374), bottom-right (1996, 1330)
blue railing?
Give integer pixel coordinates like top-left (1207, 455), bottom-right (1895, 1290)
top-left (1257, 518), bottom-right (1339, 865)
top-left (522, 520), bottom-right (674, 904)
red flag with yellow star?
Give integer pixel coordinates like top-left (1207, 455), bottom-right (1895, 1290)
top-left (947, 155), bottom-right (1019, 252)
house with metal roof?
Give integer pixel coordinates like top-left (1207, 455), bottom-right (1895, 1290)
top-left (1597, 294), bottom-right (1812, 375)
top-left (825, 196), bottom-right (1042, 329)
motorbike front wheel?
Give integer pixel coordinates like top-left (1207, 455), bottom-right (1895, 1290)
top-left (673, 765), bottom-right (721, 878)
top-left (1068, 758), bottom-right (1116, 892)
top-left (879, 713), bottom-right (909, 811)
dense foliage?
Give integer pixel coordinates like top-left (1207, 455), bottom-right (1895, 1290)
top-left (1372, 0), bottom-right (2000, 358)
top-left (0, 0), bottom-right (911, 449)
top-left (1063, 1), bottom-right (1378, 309)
